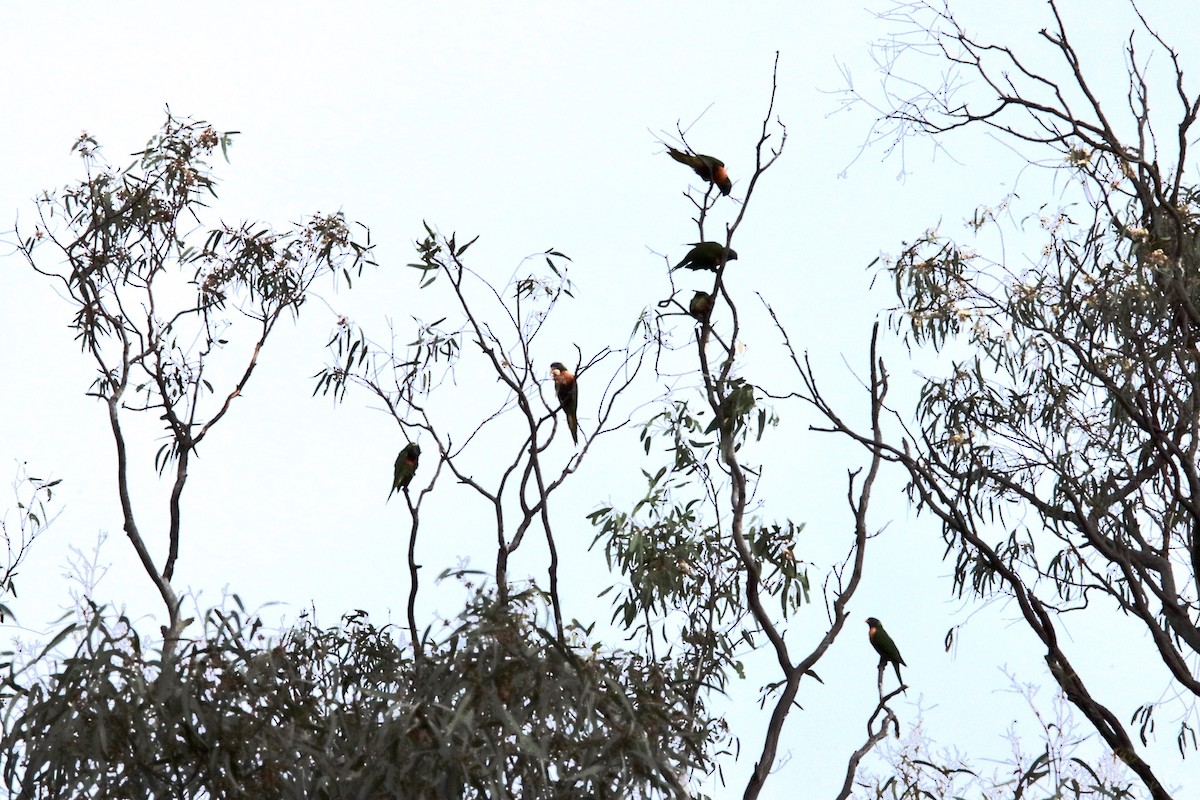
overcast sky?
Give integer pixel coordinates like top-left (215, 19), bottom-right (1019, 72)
top-left (1, 2), bottom-right (1193, 796)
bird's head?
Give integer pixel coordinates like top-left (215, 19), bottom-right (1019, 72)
top-left (865, 617), bottom-right (881, 629)
top-left (725, 248), bottom-right (739, 262)
top-left (550, 362), bottom-right (566, 374)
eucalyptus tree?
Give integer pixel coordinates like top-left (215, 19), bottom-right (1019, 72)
top-left (804, 2), bottom-right (1200, 797)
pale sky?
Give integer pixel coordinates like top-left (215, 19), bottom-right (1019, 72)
top-left (0, 2), bottom-right (1192, 796)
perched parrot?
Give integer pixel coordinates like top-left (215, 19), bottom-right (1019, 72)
top-left (689, 290), bottom-right (714, 323)
top-left (866, 617), bottom-right (907, 687)
top-left (550, 362), bottom-right (579, 445)
top-left (675, 242), bottom-right (738, 272)
top-left (666, 147), bottom-right (732, 195)
top-left (389, 443), bottom-right (421, 500)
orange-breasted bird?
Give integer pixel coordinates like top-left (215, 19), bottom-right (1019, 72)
top-left (550, 362), bottom-right (578, 445)
top-left (866, 617), bottom-right (906, 687)
top-left (666, 147), bottom-right (732, 195)
top-left (389, 443), bottom-right (421, 500)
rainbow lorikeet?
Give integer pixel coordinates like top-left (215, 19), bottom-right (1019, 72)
top-left (689, 290), bottom-right (714, 322)
top-left (550, 362), bottom-right (578, 445)
top-left (675, 242), bottom-right (738, 272)
top-left (389, 443), bottom-right (421, 500)
top-left (866, 617), bottom-right (906, 686)
top-left (666, 147), bottom-right (732, 195)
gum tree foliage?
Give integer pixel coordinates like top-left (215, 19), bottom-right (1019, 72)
top-left (9, 113), bottom-right (374, 663)
top-left (0, 466), bottom-right (60, 624)
top-left (0, 70), bottom-right (903, 796)
top-left (0, 112), bottom-right (715, 797)
top-left (17, 15), bottom-right (1185, 793)
top-left (589, 61), bottom-right (902, 800)
top-left (811, 1), bottom-right (1200, 797)
top-left (311, 60), bottom-right (902, 799)
top-left (307, 207), bottom-right (719, 794)
top-left (4, 592), bottom-right (712, 798)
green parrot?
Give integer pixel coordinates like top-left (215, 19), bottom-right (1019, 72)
top-left (550, 362), bottom-right (578, 445)
top-left (389, 443), bottom-right (421, 500)
top-left (689, 290), bottom-right (714, 323)
top-left (866, 617), bottom-right (906, 687)
top-left (675, 242), bottom-right (738, 272)
top-left (667, 147), bottom-right (732, 195)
